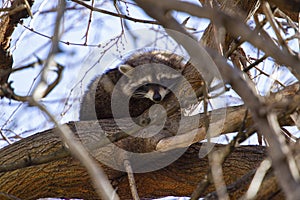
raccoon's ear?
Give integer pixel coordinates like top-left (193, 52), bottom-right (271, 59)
top-left (119, 64), bottom-right (134, 77)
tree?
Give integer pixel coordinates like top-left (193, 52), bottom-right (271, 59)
top-left (1, 0), bottom-right (300, 199)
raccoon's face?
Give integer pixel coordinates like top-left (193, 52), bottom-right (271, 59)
top-left (119, 64), bottom-right (180, 103)
top-left (133, 83), bottom-right (169, 102)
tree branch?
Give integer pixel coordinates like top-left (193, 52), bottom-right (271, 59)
top-left (0, 0), bottom-right (34, 84)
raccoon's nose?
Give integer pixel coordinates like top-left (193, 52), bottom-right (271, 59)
top-left (153, 92), bottom-right (162, 102)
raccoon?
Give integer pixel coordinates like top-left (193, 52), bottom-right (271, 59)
top-left (79, 50), bottom-right (191, 121)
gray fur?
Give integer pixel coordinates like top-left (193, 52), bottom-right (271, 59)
top-left (79, 50), bottom-right (187, 120)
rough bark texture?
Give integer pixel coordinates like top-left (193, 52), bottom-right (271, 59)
top-left (0, 0), bottom-right (34, 84)
top-left (199, 0), bottom-right (300, 22)
top-left (0, 125), bottom-right (268, 200)
top-left (200, 0), bottom-right (258, 51)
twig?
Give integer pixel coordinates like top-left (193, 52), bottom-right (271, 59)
top-left (206, 169), bottom-right (257, 199)
top-left (208, 150), bottom-right (230, 200)
top-left (124, 159), bottom-right (140, 200)
top-left (190, 174), bottom-right (211, 200)
top-left (243, 55), bottom-right (268, 72)
top-left (262, 2), bottom-right (291, 54)
top-left (22, 25), bottom-right (101, 47)
top-left (0, 62), bottom-right (64, 102)
top-left (71, 0), bottom-right (159, 25)
top-left (242, 159), bottom-right (272, 200)
top-left (83, 0), bottom-right (94, 45)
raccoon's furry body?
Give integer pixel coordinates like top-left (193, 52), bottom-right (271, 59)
top-left (79, 50), bottom-right (189, 120)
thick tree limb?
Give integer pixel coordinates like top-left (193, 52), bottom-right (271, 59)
top-left (0, 0), bottom-right (34, 84)
top-left (0, 125), bottom-right (266, 200)
top-left (199, 0), bottom-right (300, 22)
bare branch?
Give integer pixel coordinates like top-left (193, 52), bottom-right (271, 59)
top-left (134, 0), bottom-right (300, 198)
top-left (267, 0), bottom-right (300, 13)
top-left (124, 159), bottom-right (140, 200)
top-left (71, 0), bottom-right (159, 25)
top-left (136, 0), bottom-right (300, 80)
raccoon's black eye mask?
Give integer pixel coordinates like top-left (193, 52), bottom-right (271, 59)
top-left (131, 83), bottom-right (167, 97)
top-left (135, 83), bottom-right (167, 91)
top-left (132, 84), bottom-right (149, 97)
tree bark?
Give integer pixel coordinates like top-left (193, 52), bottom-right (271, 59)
top-left (0, 125), bottom-right (268, 200)
top-left (0, 0), bottom-right (34, 84)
